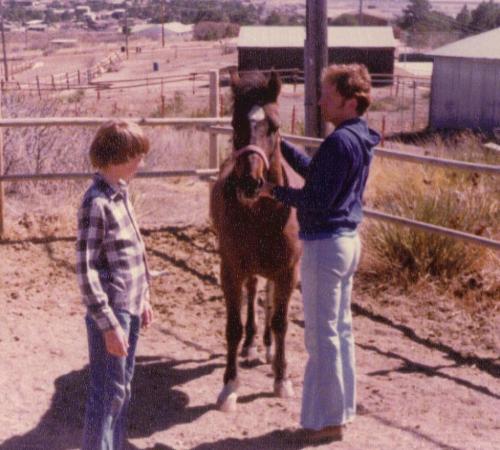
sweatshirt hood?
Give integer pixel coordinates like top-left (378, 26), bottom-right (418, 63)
top-left (336, 117), bottom-right (381, 151)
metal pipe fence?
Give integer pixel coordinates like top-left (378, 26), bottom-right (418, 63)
top-left (0, 119), bottom-right (498, 250)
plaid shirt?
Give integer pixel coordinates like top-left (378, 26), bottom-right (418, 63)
top-left (76, 173), bottom-right (150, 331)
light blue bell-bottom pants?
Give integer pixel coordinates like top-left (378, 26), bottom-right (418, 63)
top-left (300, 231), bottom-right (361, 430)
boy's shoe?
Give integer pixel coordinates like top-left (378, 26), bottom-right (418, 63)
top-left (292, 425), bottom-right (344, 445)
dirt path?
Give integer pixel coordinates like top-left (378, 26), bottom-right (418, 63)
top-left (0, 225), bottom-right (498, 450)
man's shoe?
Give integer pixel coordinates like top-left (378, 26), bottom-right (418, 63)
top-left (293, 425), bottom-right (344, 444)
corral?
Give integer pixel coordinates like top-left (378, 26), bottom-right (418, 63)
top-left (0, 32), bottom-right (499, 450)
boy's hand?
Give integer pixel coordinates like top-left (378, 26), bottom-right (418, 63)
top-left (141, 301), bottom-right (154, 329)
top-left (104, 327), bottom-right (129, 357)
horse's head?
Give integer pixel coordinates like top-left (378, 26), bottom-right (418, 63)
top-left (230, 70), bottom-right (282, 203)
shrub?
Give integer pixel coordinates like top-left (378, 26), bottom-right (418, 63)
top-left (193, 21), bottom-right (239, 41)
top-left (366, 186), bottom-right (490, 283)
top-left (363, 133), bottom-right (498, 285)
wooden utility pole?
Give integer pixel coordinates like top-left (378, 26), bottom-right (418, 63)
top-left (160, 0), bottom-right (165, 48)
top-left (124, 11), bottom-right (129, 59)
top-left (208, 70), bottom-right (220, 170)
top-left (304, 0), bottom-right (328, 141)
top-left (0, 0), bottom-right (8, 82)
top-left (0, 79), bottom-right (4, 236)
top-left (358, 0), bottom-right (364, 25)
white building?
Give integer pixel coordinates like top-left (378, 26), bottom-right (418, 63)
top-left (428, 28), bottom-right (500, 132)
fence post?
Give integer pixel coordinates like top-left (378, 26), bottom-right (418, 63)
top-left (77, 70), bottom-right (81, 85)
top-left (66, 72), bottom-right (70, 90)
top-left (51, 74), bottom-right (55, 90)
top-left (36, 75), bottom-right (41, 99)
top-left (400, 78), bottom-right (405, 131)
top-left (381, 115), bottom-right (386, 147)
top-left (209, 70), bottom-right (220, 171)
top-left (160, 77), bottom-right (165, 116)
top-left (0, 85), bottom-right (4, 237)
top-left (412, 80), bottom-right (417, 130)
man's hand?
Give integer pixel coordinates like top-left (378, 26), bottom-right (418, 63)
top-left (141, 301), bottom-right (154, 329)
top-left (259, 181), bottom-right (275, 198)
top-left (104, 327), bottom-right (129, 357)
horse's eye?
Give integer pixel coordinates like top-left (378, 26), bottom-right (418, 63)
top-left (267, 121), bottom-right (280, 135)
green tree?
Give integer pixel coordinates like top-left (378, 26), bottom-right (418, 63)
top-left (469, 0), bottom-right (500, 32)
top-left (264, 10), bottom-right (282, 25)
top-left (400, 0), bottom-right (432, 29)
top-left (454, 5), bottom-right (472, 36)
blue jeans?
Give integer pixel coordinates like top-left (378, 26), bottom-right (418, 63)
top-left (82, 311), bottom-right (140, 450)
top-left (300, 232), bottom-right (361, 430)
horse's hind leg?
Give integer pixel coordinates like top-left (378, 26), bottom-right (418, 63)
top-left (241, 276), bottom-right (259, 362)
top-left (271, 270), bottom-right (296, 398)
top-left (217, 262), bottom-right (244, 412)
top-left (263, 280), bottom-right (274, 363)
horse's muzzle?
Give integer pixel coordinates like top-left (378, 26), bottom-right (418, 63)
top-left (239, 176), bottom-right (264, 198)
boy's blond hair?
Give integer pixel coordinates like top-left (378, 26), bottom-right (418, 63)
top-left (90, 120), bottom-right (150, 169)
top-left (322, 64), bottom-right (372, 115)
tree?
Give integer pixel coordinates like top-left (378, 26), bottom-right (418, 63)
top-left (454, 5), bottom-right (472, 35)
top-left (469, 0), bottom-right (500, 33)
top-left (264, 10), bottom-right (282, 25)
top-left (400, 0), bottom-right (432, 29)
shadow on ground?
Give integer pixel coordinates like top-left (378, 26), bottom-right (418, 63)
top-left (0, 355), bottom-right (223, 450)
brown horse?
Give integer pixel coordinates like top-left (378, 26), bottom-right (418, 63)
top-left (210, 70), bottom-right (301, 412)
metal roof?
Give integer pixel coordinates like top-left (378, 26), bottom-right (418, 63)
top-left (429, 27), bottom-right (500, 60)
top-left (238, 26), bottom-right (396, 49)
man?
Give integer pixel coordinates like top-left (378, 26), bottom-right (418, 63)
top-left (260, 64), bottom-right (380, 444)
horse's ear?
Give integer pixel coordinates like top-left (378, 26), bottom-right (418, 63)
top-left (229, 69), bottom-right (240, 92)
top-left (267, 70), bottom-right (282, 101)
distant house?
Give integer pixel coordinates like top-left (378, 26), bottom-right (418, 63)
top-left (237, 26), bottom-right (396, 77)
top-left (131, 22), bottom-right (193, 39)
top-left (50, 38), bottom-right (77, 48)
top-left (427, 27), bottom-right (500, 132)
top-left (25, 19), bottom-right (46, 31)
top-left (163, 22), bottom-right (193, 36)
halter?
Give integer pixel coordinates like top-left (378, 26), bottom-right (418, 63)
top-left (233, 145), bottom-right (270, 171)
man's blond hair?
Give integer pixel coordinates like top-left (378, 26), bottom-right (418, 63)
top-left (322, 64), bottom-right (372, 115)
top-left (89, 120), bottom-right (150, 168)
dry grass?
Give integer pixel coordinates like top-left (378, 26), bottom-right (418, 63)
top-left (361, 132), bottom-right (499, 304)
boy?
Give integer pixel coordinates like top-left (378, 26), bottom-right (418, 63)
top-left (76, 119), bottom-right (154, 450)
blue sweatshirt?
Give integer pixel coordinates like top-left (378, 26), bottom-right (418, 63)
top-left (273, 117), bottom-right (380, 240)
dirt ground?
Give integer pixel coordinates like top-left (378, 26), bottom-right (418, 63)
top-left (0, 179), bottom-right (498, 450)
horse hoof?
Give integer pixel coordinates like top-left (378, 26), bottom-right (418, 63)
top-left (241, 345), bottom-right (258, 361)
top-left (274, 379), bottom-right (294, 398)
top-left (218, 392), bottom-right (238, 412)
top-left (216, 379), bottom-right (239, 412)
top-left (265, 346), bottom-right (273, 364)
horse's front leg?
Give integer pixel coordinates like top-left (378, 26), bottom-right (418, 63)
top-left (271, 268), bottom-right (296, 398)
top-left (217, 261), bottom-right (244, 412)
top-left (263, 280), bottom-right (274, 363)
top-left (241, 276), bottom-right (259, 362)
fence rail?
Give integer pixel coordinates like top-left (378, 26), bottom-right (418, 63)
top-left (211, 126), bottom-right (500, 176)
top-left (0, 118), bottom-right (498, 250)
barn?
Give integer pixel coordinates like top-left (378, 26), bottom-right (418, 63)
top-left (428, 27), bottom-right (500, 132)
top-left (237, 26), bottom-right (396, 76)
